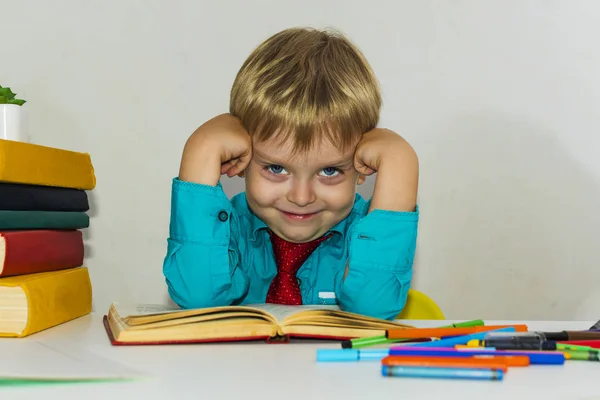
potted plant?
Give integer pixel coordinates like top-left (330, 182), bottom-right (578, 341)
top-left (0, 85), bottom-right (28, 142)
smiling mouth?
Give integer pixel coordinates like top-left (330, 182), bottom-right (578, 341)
top-left (280, 210), bottom-right (318, 221)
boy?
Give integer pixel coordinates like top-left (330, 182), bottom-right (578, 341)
top-left (163, 27), bottom-right (419, 320)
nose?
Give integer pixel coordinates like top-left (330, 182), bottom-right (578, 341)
top-left (286, 178), bottom-right (317, 207)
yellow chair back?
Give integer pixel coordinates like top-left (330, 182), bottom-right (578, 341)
top-left (397, 289), bottom-right (445, 320)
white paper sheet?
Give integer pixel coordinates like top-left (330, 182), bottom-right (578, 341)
top-left (0, 340), bottom-right (146, 381)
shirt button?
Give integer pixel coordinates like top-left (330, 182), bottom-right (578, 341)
top-left (218, 211), bottom-right (228, 222)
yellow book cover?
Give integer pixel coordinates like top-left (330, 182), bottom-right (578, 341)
top-left (0, 139), bottom-right (96, 190)
top-left (0, 267), bottom-right (92, 337)
top-left (105, 302), bottom-right (412, 345)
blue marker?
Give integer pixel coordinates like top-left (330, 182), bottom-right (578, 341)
top-left (402, 327), bottom-right (516, 348)
top-left (388, 348), bottom-right (565, 365)
top-left (316, 347), bottom-right (565, 365)
top-left (382, 365), bottom-right (504, 381)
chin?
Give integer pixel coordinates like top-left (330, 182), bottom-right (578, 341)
top-left (276, 228), bottom-right (324, 243)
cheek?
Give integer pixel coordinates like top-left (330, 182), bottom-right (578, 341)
top-left (245, 165), bottom-right (283, 206)
top-left (318, 179), bottom-right (357, 211)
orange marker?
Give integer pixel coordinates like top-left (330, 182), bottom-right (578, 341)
top-left (381, 355), bottom-right (528, 371)
top-left (470, 354), bottom-right (530, 367)
top-left (386, 325), bottom-right (528, 340)
top-left (383, 354), bottom-right (529, 368)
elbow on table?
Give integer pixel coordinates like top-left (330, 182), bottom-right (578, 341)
top-left (338, 276), bottom-right (410, 321)
top-left (340, 297), bottom-right (407, 321)
top-left (166, 282), bottom-right (227, 310)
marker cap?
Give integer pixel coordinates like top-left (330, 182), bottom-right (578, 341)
top-left (316, 349), bottom-right (359, 362)
top-left (316, 349), bottom-right (389, 362)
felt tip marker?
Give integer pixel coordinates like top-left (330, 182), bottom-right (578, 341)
top-left (317, 348), bottom-right (389, 362)
top-left (381, 365), bottom-right (504, 381)
top-left (469, 332), bottom-right (557, 350)
top-left (386, 324), bottom-right (528, 340)
top-left (556, 343), bottom-right (595, 351)
top-left (558, 340), bottom-right (600, 350)
top-left (402, 327), bottom-right (517, 348)
top-left (541, 330), bottom-right (600, 341)
top-left (382, 355), bottom-right (529, 368)
top-left (563, 350), bottom-right (600, 361)
top-left (342, 319), bottom-right (485, 349)
top-left (388, 347), bottom-right (565, 365)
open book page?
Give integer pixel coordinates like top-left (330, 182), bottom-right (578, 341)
top-left (242, 303), bottom-right (411, 329)
top-left (243, 303), bottom-right (341, 322)
top-left (112, 303), bottom-right (181, 317)
top-left (109, 302), bottom-right (278, 327)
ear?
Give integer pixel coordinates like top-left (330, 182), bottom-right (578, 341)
top-left (357, 175), bottom-right (366, 185)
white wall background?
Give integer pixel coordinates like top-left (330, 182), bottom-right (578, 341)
top-left (2, 0), bottom-right (600, 321)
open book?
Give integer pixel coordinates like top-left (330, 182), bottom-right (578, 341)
top-left (104, 302), bottom-right (412, 345)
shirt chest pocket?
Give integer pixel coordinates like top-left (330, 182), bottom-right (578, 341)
top-left (316, 290), bottom-right (338, 305)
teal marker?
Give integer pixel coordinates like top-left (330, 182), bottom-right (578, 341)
top-left (382, 365), bottom-right (504, 381)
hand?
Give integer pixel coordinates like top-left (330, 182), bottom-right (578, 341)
top-left (179, 114), bottom-right (252, 185)
top-left (353, 128), bottom-right (409, 176)
top-left (354, 128), bottom-right (418, 212)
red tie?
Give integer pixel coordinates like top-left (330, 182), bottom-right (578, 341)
top-left (266, 231), bottom-right (331, 305)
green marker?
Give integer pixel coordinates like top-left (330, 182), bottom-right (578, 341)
top-left (557, 343), bottom-right (596, 352)
top-left (564, 350), bottom-right (600, 361)
top-left (446, 319), bottom-right (485, 328)
top-left (341, 335), bottom-right (391, 349)
top-left (341, 319), bottom-right (485, 349)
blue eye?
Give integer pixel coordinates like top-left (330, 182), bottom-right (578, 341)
top-left (266, 165), bottom-right (288, 175)
top-left (320, 167), bottom-right (340, 177)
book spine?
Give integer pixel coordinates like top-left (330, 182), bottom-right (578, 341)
top-left (0, 140), bottom-right (96, 190)
top-left (0, 267), bottom-right (92, 337)
top-left (1, 230), bottom-right (84, 277)
top-left (0, 182), bottom-right (89, 211)
top-left (0, 211), bottom-right (89, 230)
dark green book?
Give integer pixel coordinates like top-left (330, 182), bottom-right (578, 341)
top-left (0, 211), bottom-right (89, 229)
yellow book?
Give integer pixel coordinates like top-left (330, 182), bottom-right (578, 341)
top-left (0, 267), bottom-right (92, 337)
top-left (105, 302), bottom-right (412, 345)
top-left (0, 139), bottom-right (96, 190)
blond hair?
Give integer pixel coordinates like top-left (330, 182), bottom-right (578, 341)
top-left (230, 27), bottom-right (381, 153)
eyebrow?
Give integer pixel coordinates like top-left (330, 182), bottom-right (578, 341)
top-left (253, 149), bottom-right (354, 168)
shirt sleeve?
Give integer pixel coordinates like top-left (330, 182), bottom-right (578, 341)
top-left (335, 205), bottom-right (419, 320)
top-left (162, 178), bottom-right (249, 309)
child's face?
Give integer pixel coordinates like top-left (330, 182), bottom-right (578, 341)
top-left (244, 136), bottom-right (365, 243)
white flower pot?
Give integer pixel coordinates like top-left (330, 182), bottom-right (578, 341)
top-left (0, 104), bottom-right (28, 142)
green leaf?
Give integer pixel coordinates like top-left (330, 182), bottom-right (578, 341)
top-left (0, 96), bottom-right (7, 104)
top-left (8, 98), bottom-right (25, 105)
top-left (0, 87), bottom-right (16, 100)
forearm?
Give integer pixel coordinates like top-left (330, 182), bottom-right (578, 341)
top-left (369, 142), bottom-right (418, 213)
top-left (337, 204), bottom-right (419, 320)
top-left (337, 266), bottom-right (412, 321)
top-left (178, 114), bottom-right (251, 186)
top-left (179, 135), bottom-right (221, 186)
top-left (163, 178), bottom-right (249, 308)
top-left (164, 239), bottom-right (248, 309)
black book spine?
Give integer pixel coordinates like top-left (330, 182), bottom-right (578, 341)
top-left (0, 182), bottom-right (89, 212)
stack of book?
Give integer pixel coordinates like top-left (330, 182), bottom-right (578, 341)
top-left (0, 138), bottom-right (95, 338)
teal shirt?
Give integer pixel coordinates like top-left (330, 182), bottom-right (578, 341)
top-left (162, 178), bottom-right (419, 320)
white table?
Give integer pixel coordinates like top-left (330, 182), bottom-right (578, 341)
top-left (2, 314), bottom-right (599, 400)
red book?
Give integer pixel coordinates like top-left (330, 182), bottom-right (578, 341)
top-left (0, 230), bottom-right (84, 277)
